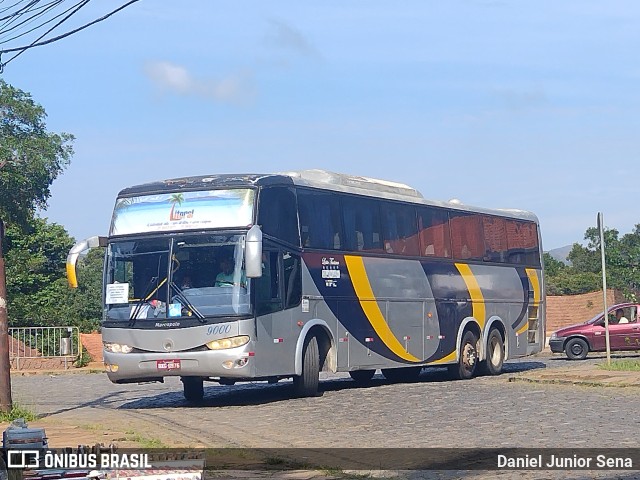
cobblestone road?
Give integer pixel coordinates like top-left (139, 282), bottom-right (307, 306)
top-left (9, 351), bottom-right (640, 479)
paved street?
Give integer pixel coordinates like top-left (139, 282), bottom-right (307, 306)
top-left (8, 351), bottom-right (640, 479)
top-left (10, 351), bottom-right (640, 448)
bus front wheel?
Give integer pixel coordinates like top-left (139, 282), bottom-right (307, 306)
top-left (293, 335), bottom-right (321, 397)
top-left (449, 330), bottom-right (479, 380)
top-left (182, 376), bottom-right (204, 401)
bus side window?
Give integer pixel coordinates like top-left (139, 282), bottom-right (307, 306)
top-left (297, 189), bottom-right (343, 250)
top-left (342, 195), bottom-right (383, 253)
top-left (255, 251), bottom-right (282, 315)
top-left (283, 252), bottom-right (301, 308)
top-left (258, 187), bottom-right (299, 246)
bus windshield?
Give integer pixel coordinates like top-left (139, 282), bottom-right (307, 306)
top-left (105, 233), bottom-right (250, 323)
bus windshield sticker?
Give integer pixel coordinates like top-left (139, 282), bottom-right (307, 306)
top-left (168, 303), bottom-right (182, 317)
top-left (110, 189), bottom-right (255, 236)
top-left (106, 283), bottom-right (129, 304)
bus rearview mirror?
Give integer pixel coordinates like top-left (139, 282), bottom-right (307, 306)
top-left (245, 225), bottom-right (263, 278)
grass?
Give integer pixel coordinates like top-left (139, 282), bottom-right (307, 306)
top-left (598, 359), bottom-right (640, 371)
top-left (0, 404), bottom-right (38, 422)
top-left (123, 431), bottom-right (168, 448)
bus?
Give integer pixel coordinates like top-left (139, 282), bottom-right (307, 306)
top-left (66, 169), bottom-right (545, 401)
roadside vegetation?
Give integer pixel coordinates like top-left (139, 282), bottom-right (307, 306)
top-left (598, 359), bottom-right (640, 371)
top-left (544, 226), bottom-right (640, 300)
top-left (0, 404), bottom-right (38, 422)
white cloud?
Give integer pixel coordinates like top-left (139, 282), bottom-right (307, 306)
top-left (143, 61), bottom-right (256, 105)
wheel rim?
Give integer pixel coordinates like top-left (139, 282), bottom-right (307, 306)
top-left (571, 342), bottom-right (583, 356)
top-left (489, 337), bottom-right (502, 365)
top-left (462, 341), bottom-right (477, 373)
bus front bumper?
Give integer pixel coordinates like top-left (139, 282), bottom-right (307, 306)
top-left (103, 347), bottom-right (256, 383)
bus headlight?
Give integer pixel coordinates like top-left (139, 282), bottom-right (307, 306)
top-left (206, 335), bottom-right (250, 350)
top-left (104, 342), bottom-right (133, 353)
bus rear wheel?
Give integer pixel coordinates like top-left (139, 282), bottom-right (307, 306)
top-left (478, 328), bottom-right (505, 376)
top-left (182, 376), bottom-right (204, 401)
top-left (449, 330), bottom-right (479, 380)
top-left (349, 369), bottom-right (376, 383)
top-left (293, 335), bottom-right (321, 397)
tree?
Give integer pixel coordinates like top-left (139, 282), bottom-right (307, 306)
top-left (4, 218), bottom-right (102, 331)
top-left (0, 79), bottom-right (74, 227)
top-left (545, 224), bottom-right (640, 299)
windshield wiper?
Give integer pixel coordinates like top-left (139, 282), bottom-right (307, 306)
top-left (128, 276), bottom-right (158, 326)
top-left (170, 282), bottom-right (206, 322)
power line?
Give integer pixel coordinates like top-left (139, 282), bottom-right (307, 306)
top-left (0, 1), bottom-right (66, 44)
top-left (0, 0), bottom-right (141, 72)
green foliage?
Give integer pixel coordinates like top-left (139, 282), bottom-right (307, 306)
top-left (545, 224), bottom-right (640, 298)
top-left (0, 404), bottom-right (38, 422)
top-left (74, 348), bottom-right (92, 368)
top-left (0, 79), bottom-right (74, 228)
top-left (5, 217), bottom-right (103, 331)
top-left (598, 359), bottom-right (640, 371)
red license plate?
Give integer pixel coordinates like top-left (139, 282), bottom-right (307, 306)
top-left (156, 359), bottom-right (181, 371)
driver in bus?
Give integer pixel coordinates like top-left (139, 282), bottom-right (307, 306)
top-left (215, 256), bottom-right (246, 287)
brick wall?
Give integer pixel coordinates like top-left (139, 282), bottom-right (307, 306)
top-left (80, 332), bottom-right (103, 362)
top-left (546, 289), bottom-right (626, 333)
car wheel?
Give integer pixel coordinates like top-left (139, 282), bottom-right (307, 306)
top-left (565, 337), bottom-right (589, 360)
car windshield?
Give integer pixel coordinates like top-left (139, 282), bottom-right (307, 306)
top-left (104, 233), bottom-right (250, 323)
top-left (585, 312), bottom-right (603, 324)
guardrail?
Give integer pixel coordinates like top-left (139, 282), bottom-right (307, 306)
top-left (8, 326), bottom-right (82, 370)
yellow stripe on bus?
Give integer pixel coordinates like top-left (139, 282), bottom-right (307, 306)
top-left (516, 321), bottom-right (528, 336)
top-left (429, 350), bottom-right (457, 364)
top-left (520, 268), bottom-right (541, 336)
top-left (344, 255), bottom-right (421, 363)
top-left (525, 268), bottom-right (540, 304)
top-left (454, 263), bottom-right (486, 329)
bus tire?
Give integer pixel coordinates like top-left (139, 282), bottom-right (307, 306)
top-left (449, 330), bottom-right (479, 380)
top-left (565, 337), bottom-right (589, 360)
top-left (293, 335), bottom-right (321, 397)
top-left (182, 377), bottom-right (204, 401)
top-left (382, 367), bottom-right (421, 383)
top-left (478, 328), bottom-right (505, 376)
top-left (349, 369), bottom-right (375, 383)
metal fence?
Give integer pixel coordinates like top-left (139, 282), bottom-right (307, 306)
top-left (8, 326), bottom-right (81, 370)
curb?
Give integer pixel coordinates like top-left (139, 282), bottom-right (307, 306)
top-left (11, 365), bottom-right (104, 376)
top-left (507, 375), bottom-right (640, 388)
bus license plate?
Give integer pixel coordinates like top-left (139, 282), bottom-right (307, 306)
top-left (156, 359), bottom-right (181, 371)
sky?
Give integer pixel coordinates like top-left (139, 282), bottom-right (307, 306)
top-left (2, 0), bottom-right (639, 251)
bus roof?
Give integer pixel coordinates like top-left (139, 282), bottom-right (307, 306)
top-left (117, 169), bottom-right (539, 223)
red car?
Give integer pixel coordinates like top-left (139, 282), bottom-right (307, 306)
top-left (549, 302), bottom-right (640, 360)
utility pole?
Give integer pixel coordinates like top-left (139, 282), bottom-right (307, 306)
top-left (0, 219), bottom-right (13, 412)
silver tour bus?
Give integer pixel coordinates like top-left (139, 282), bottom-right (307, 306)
top-left (67, 170), bottom-right (545, 401)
